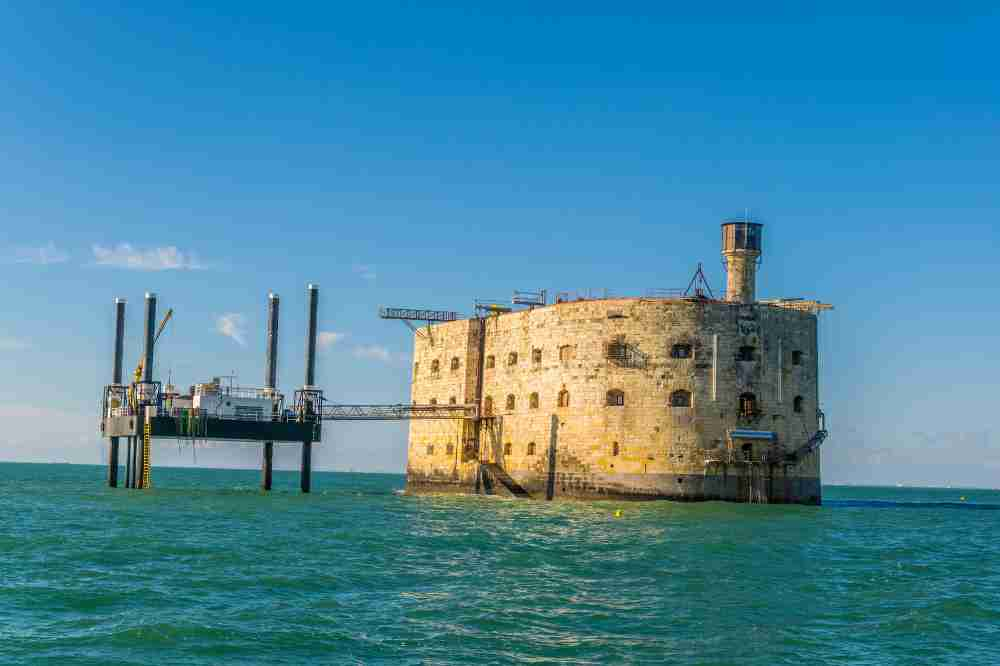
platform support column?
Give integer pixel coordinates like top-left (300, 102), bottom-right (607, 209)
top-left (301, 440), bottom-right (312, 493)
top-left (262, 293), bottom-right (279, 491)
top-left (108, 297), bottom-right (127, 488)
top-left (124, 437), bottom-right (132, 488)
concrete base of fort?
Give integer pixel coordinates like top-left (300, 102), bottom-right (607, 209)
top-left (406, 470), bottom-right (822, 505)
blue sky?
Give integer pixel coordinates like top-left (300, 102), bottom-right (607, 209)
top-left (1, 2), bottom-right (998, 485)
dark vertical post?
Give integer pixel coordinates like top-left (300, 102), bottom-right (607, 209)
top-left (125, 437), bottom-right (133, 488)
top-left (136, 292), bottom-right (156, 489)
top-left (304, 284), bottom-right (318, 388)
top-left (263, 293), bottom-right (279, 491)
top-left (301, 284), bottom-right (318, 493)
top-left (546, 415), bottom-right (558, 501)
top-left (108, 298), bottom-right (126, 487)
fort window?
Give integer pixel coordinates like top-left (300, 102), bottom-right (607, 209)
top-left (793, 395), bottom-right (804, 413)
top-left (739, 392), bottom-right (758, 419)
top-left (484, 396), bottom-right (494, 416)
top-left (508, 352), bottom-right (518, 366)
top-left (430, 359), bottom-right (440, 374)
top-left (612, 442), bottom-right (620, 456)
top-left (606, 389), bottom-right (625, 407)
top-left (557, 389), bottom-right (570, 408)
top-left (449, 396), bottom-right (457, 405)
top-left (486, 355), bottom-right (495, 369)
top-left (527, 442), bottom-right (536, 456)
top-left (450, 356), bottom-right (460, 371)
top-left (504, 442), bottom-right (512, 456)
top-left (529, 392), bottom-right (539, 409)
top-left (792, 350), bottom-right (803, 366)
top-left (446, 443), bottom-right (454, 455)
top-left (532, 348), bottom-right (542, 364)
top-left (430, 398), bottom-right (437, 406)
top-left (506, 394), bottom-right (516, 411)
top-left (426, 444), bottom-right (435, 455)
top-left (670, 389), bottom-right (692, 407)
top-left (671, 343), bottom-right (693, 359)
top-left (559, 345), bottom-right (575, 362)
top-left (737, 346), bottom-right (755, 362)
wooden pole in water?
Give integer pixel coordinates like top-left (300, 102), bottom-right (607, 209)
top-left (263, 293), bottom-right (279, 491)
top-left (546, 415), bottom-right (558, 501)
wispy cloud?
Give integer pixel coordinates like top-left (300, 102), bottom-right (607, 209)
top-left (318, 331), bottom-right (345, 348)
top-left (6, 242), bottom-right (69, 265)
top-left (216, 313), bottom-right (246, 346)
top-left (352, 263), bottom-right (377, 282)
top-left (0, 336), bottom-right (30, 351)
top-left (353, 345), bottom-right (392, 362)
top-left (92, 243), bottom-right (204, 271)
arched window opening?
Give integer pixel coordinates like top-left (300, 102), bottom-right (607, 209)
top-left (504, 442), bottom-right (512, 456)
top-left (508, 352), bottom-right (518, 366)
top-left (446, 443), bottom-right (454, 455)
top-left (670, 389), bottom-right (692, 407)
top-left (606, 389), bottom-right (625, 407)
top-left (450, 357), bottom-right (460, 371)
top-left (737, 346), bottom-right (755, 362)
top-left (527, 442), bottom-right (536, 456)
top-left (612, 442), bottom-right (620, 457)
top-left (559, 345), bottom-right (575, 361)
top-left (485, 355), bottom-right (495, 369)
top-left (792, 350), bottom-right (803, 366)
top-left (529, 392), bottom-right (539, 409)
top-left (449, 396), bottom-right (457, 405)
top-left (739, 393), bottom-right (758, 419)
top-left (532, 348), bottom-right (542, 364)
top-left (557, 389), bottom-right (570, 408)
top-left (430, 359), bottom-right (440, 374)
top-left (741, 442), bottom-right (753, 462)
top-left (484, 396), bottom-right (494, 416)
top-left (671, 343), bottom-right (692, 359)
top-left (793, 396), bottom-right (804, 413)
top-left (429, 398), bottom-right (437, 406)
top-left (426, 444), bottom-right (435, 455)
top-left (506, 394), bottom-right (516, 411)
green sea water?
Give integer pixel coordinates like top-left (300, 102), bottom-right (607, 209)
top-left (2, 463), bottom-right (999, 665)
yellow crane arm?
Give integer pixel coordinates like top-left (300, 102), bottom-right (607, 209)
top-left (133, 308), bottom-right (174, 381)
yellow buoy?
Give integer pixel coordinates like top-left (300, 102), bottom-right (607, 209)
top-left (614, 509), bottom-right (622, 518)
top-left (960, 496), bottom-right (967, 501)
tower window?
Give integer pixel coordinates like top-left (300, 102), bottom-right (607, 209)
top-left (426, 444), bottom-right (434, 455)
top-left (793, 396), bottom-right (804, 413)
top-left (671, 343), bottom-right (692, 359)
top-left (670, 389), bottom-right (692, 407)
top-left (446, 443), bottom-right (454, 455)
top-left (606, 389), bottom-right (625, 407)
top-left (508, 352), bottom-right (518, 366)
top-left (532, 348), bottom-right (542, 364)
top-left (739, 393), bottom-right (758, 419)
top-left (450, 357), bottom-right (460, 371)
top-left (504, 442), bottom-right (512, 456)
top-left (612, 442), bottom-right (620, 456)
top-left (430, 359), bottom-right (440, 374)
top-left (527, 442), bottom-right (536, 456)
top-left (484, 396), bottom-right (494, 416)
top-left (558, 389), bottom-right (570, 408)
top-left (429, 398), bottom-right (437, 406)
top-left (449, 396), bottom-right (457, 405)
top-left (485, 355), bottom-right (495, 369)
top-left (506, 394), bottom-right (516, 411)
top-left (529, 392), bottom-right (539, 409)
top-left (792, 350), bottom-right (803, 366)
top-left (559, 345), bottom-right (575, 361)
top-left (737, 346), bottom-right (755, 362)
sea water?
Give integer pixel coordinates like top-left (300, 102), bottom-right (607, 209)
top-left (2, 463), bottom-right (999, 664)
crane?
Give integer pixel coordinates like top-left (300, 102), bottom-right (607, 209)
top-left (132, 308), bottom-right (173, 382)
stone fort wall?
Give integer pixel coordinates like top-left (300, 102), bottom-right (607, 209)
top-left (406, 297), bottom-right (821, 504)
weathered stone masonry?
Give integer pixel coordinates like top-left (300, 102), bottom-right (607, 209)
top-left (405, 222), bottom-right (827, 504)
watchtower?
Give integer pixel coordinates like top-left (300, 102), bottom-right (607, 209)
top-left (721, 220), bottom-right (763, 304)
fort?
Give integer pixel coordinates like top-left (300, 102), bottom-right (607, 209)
top-left (405, 221), bottom-right (832, 504)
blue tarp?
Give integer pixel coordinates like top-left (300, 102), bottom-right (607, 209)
top-left (729, 429), bottom-right (776, 440)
